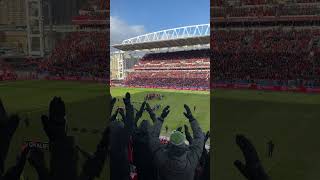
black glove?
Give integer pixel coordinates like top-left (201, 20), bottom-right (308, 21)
top-left (134, 101), bottom-right (146, 126)
top-left (0, 99), bottom-right (20, 175)
top-left (110, 109), bottom-right (119, 122)
top-left (123, 93), bottom-right (134, 132)
top-left (183, 104), bottom-right (196, 122)
top-left (41, 97), bottom-right (67, 142)
top-left (145, 103), bottom-right (156, 123)
top-left (159, 106), bottom-right (170, 121)
top-left (234, 135), bottom-right (269, 180)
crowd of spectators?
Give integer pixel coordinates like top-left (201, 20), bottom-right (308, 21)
top-left (0, 60), bottom-right (17, 81)
top-left (213, 4), bottom-right (320, 17)
top-left (213, 0), bottom-right (320, 6)
top-left (41, 32), bottom-right (109, 79)
top-left (126, 71), bottom-right (209, 89)
top-left (212, 28), bottom-right (320, 87)
top-left (125, 50), bottom-right (210, 90)
top-left (212, 29), bottom-right (314, 53)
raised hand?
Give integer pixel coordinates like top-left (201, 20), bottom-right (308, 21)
top-left (122, 93), bottom-right (135, 133)
top-left (41, 97), bottom-right (67, 142)
top-left (134, 101), bottom-right (146, 126)
top-left (234, 135), bottom-right (269, 180)
top-left (159, 106), bottom-right (170, 121)
top-left (145, 103), bottom-right (156, 123)
top-left (110, 109), bottom-right (119, 122)
top-left (183, 104), bottom-right (196, 122)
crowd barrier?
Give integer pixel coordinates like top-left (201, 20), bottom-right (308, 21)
top-left (212, 83), bottom-right (320, 93)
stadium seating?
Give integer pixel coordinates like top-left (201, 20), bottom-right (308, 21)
top-left (212, 2), bottom-right (320, 17)
top-left (0, 60), bottom-right (17, 81)
top-left (211, 0), bottom-right (320, 89)
top-left (211, 29), bottom-right (320, 87)
top-left (42, 32), bottom-right (109, 79)
top-left (124, 49), bottom-right (210, 90)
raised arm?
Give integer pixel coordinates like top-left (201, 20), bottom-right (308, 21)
top-left (184, 124), bottom-right (193, 145)
top-left (148, 105), bottom-right (170, 137)
top-left (149, 106), bottom-right (170, 166)
top-left (234, 135), bottom-right (269, 180)
top-left (145, 103), bottom-right (157, 123)
top-left (0, 99), bottom-right (20, 176)
top-left (184, 104), bottom-right (204, 169)
top-left (41, 97), bottom-right (78, 180)
top-left (134, 101), bottom-right (146, 127)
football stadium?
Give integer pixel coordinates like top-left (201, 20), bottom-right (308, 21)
top-left (111, 24), bottom-right (211, 133)
top-left (212, 0), bottom-right (320, 180)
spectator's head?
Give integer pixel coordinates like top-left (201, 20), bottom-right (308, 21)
top-left (169, 130), bottom-right (185, 146)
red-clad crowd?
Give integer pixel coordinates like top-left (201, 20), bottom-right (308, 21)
top-left (212, 29), bottom-right (315, 53)
top-left (40, 32), bottom-right (109, 79)
top-left (213, 0), bottom-right (320, 6)
top-left (212, 4), bottom-right (320, 17)
top-left (0, 60), bottom-right (17, 81)
top-left (212, 28), bottom-right (320, 87)
top-left (124, 50), bottom-right (210, 90)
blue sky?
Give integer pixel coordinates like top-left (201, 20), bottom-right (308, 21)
top-left (110, 0), bottom-right (209, 44)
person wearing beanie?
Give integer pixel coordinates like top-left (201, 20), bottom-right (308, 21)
top-left (148, 104), bottom-right (204, 180)
top-left (170, 130), bottom-right (185, 146)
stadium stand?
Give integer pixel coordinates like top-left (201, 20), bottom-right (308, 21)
top-left (124, 49), bottom-right (210, 90)
top-left (211, 0), bottom-right (320, 91)
top-left (0, 59), bottom-right (17, 81)
top-left (41, 31), bottom-right (108, 79)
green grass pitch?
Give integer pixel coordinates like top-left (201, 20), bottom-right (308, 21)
top-left (213, 89), bottom-right (320, 180)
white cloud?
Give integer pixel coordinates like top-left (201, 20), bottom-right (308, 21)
top-left (110, 16), bottom-right (145, 46)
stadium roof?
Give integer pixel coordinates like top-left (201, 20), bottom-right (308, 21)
top-left (112, 24), bottom-right (210, 51)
